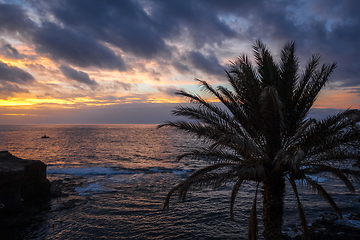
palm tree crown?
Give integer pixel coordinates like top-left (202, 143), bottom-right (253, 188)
top-left (159, 40), bottom-right (360, 240)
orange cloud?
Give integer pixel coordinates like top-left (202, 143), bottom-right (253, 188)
top-left (314, 89), bottom-right (360, 109)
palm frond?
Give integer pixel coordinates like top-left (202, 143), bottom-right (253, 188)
top-left (192, 171), bottom-right (238, 190)
top-left (288, 176), bottom-right (309, 240)
top-left (197, 79), bottom-right (263, 141)
top-left (305, 150), bottom-right (360, 165)
top-left (253, 40), bottom-right (279, 87)
top-left (161, 119), bottom-right (264, 160)
top-left (237, 164), bottom-right (267, 182)
top-left (284, 118), bottom-right (317, 149)
top-left (163, 163), bottom-right (238, 209)
top-left (248, 182), bottom-right (259, 240)
top-left (158, 120), bottom-right (214, 140)
top-left (230, 178), bottom-right (243, 221)
top-left (293, 109), bottom-right (360, 155)
top-left (304, 164), bottom-right (355, 192)
top-left (163, 85), bottom-right (266, 148)
top-left (295, 61), bottom-right (337, 121)
top-left (278, 41), bottom-right (298, 116)
top-left (216, 84), bottom-right (258, 137)
top-left (228, 53), bottom-right (260, 102)
top-left (227, 56), bottom-right (262, 135)
top-left (259, 86), bottom-right (283, 155)
top-left (177, 149), bottom-right (243, 162)
top-left (304, 176), bottom-right (343, 218)
top-left (340, 169), bottom-right (360, 181)
top-left (292, 54), bottom-right (321, 122)
top-left (274, 148), bottom-right (305, 172)
top-left (174, 89), bottom-right (240, 128)
top-left (171, 105), bottom-right (247, 141)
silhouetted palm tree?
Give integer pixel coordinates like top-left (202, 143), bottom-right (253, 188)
top-left (159, 40), bottom-right (360, 240)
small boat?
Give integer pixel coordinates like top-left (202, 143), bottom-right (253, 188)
top-left (41, 135), bottom-right (49, 138)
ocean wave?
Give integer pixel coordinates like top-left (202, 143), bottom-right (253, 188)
top-left (149, 167), bottom-right (192, 175)
top-left (306, 175), bottom-right (328, 183)
top-left (75, 182), bottom-right (115, 196)
top-left (339, 214), bottom-right (360, 229)
top-left (47, 166), bottom-right (123, 176)
top-left (47, 166), bottom-right (192, 176)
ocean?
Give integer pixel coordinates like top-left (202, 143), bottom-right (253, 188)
top-left (0, 124), bottom-right (360, 239)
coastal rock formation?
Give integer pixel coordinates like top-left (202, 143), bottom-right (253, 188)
top-left (0, 151), bottom-right (51, 214)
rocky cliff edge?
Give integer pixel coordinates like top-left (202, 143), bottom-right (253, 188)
top-left (0, 151), bottom-right (51, 214)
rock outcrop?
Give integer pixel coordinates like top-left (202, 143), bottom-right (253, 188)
top-left (0, 151), bottom-right (51, 214)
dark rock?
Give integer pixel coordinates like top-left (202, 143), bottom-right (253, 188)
top-left (308, 222), bottom-right (360, 240)
top-left (349, 213), bottom-right (360, 220)
top-left (286, 212), bottom-right (360, 240)
top-left (318, 212), bottom-right (339, 225)
top-left (51, 197), bottom-right (88, 212)
top-left (50, 176), bottom-right (85, 198)
top-left (0, 151), bottom-right (51, 215)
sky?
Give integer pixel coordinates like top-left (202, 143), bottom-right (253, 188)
top-left (0, 0), bottom-right (359, 124)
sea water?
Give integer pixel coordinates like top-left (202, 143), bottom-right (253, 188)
top-left (0, 124), bottom-right (359, 239)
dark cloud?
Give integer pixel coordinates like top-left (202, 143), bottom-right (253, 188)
top-left (59, 65), bottom-right (97, 86)
top-left (0, 2), bottom-right (128, 71)
top-left (348, 88), bottom-right (360, 96)
top-left (51, 0), bottom-right (171, 59)
top-left (149, 69), bottom-right (162, 81)
top-left (0, 61), bottom-right (35, 84)
top-left (25, 63), bottom-right (47, 71)
top-left (0, 81), bottom-right (29, 98)
top-left (0, 2), bottom-right (35, 35)
top-left (0, 43), bottom-right (26, 59)
top-left (172, 60), bottom-right (190, 73)
top-left (337, 78), bottom-right (360, 88)
top-left (187, 51), bottom-right (225, 76)
top-left (33, 22), bottom-right (126, 71)
top-left (157, 86), bottom-right (183, 96)
top-left (2, 0), bottom-right (360, 85)
top-left (149, 0), bottom-right (237, 48)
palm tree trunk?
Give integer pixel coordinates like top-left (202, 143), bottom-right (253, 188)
top-left (262, 174), bottom-right (285, 240)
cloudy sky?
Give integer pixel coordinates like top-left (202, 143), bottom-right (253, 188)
top-left (0, 0), bottom-right (359, 124)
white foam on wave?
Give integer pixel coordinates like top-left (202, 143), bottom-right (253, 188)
top-left (75, 182), bottom-right (114, 196)
top-left (107, 173), bottom-right (146, 184)
top-left (47, 166), bottom-right (121, 176)
top-left (337, 215), bottom-right (360, 229)
top-left (48, 166), bottom-right (192, 176)
top-left (172, 169), bottom-right (192, 175)
top-left (307, 175), bottom-right (328, 183)
top-left (149, 167), bottom-right (165, 173)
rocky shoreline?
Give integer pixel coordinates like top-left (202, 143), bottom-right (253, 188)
top-left (282, 212), bottom-right (360, 240)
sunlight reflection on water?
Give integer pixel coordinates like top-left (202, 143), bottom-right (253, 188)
top-left (0, 125), bottom-right (360, 239)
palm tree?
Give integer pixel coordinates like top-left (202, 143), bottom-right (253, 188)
top-left (158, 40), bottom-right (360, 240)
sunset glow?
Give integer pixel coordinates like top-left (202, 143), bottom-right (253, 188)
top-left (0, 0), bottom-right (359, 124)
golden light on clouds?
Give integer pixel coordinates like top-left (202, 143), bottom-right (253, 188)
top-left (0, 98), bottom-right (32, 106)
top-left (145, 98), bottom-right (182, 103)
top-left (0, 97), bottom-right (119, 108)
top-left (2, 113), bottom-right (37, 116)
